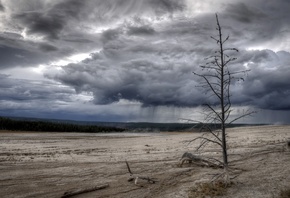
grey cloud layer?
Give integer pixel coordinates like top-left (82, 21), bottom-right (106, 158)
top-left (222, 0), bottom-right (290, 50)
top-left (240, 50), bottom-right (290, 110)
top-left (0, 0), bottom-right (186, 68)
top-left (1, 0), bottom-right (290, 120)
top-left (0, 74), bottom-right (75, 103)
top-left (43, 0), bottom-right (290, 111)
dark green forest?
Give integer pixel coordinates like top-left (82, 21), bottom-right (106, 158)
top-left (0, 116), bottom-right (264, 133)
top-left (0, 117), bottom-right (125, 133)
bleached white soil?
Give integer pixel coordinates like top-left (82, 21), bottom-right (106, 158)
top-left (0, 125), bottom-right (290, 198)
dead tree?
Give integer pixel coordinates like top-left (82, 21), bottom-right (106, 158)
top-left (190, 14), bottom-right (255, 172)
top-left (125, 161), bottom-right (157, 185)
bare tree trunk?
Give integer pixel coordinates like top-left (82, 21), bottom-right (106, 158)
top-left (216, 14), bottom-right (228, 167)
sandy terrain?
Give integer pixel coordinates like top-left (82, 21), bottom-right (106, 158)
top-left (0, 125), bottom-right (290, 198)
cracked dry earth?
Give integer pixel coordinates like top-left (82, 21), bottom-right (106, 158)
top-left (0, 125), bottom-right (290, 198)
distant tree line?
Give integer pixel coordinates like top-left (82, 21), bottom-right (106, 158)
top-left (0, 117), bottom-right (125, 133)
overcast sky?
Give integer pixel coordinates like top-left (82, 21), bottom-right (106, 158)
top-left (0, 0), bottom-right (290, 124)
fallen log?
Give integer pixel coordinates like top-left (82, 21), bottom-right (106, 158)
top-left (61, 184), bottom-right (109, 198)
top-left (179, 152), bottom-right (223, 169)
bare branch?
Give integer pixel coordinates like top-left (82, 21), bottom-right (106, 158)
top-left (204, 104), bottom-right (222, 122)
top-left (186, 136), bottom-right (223, 148)
top-left (208, 129), bottom-right (223, 144)
top-left (193, 72), bottom-right (222, 100)
top-left (223, 57), bottom-right (237, 66)
top-left (229, 69), bottom-right (251, 75)
top-left (223, 48), bottom-right (239, 52)
top-left (200, 65), bottom-right (221, 71)
top-left (222, 35), bottom-right (229, 44)
top-left (210, 36), bottom-right (219, 43)
top-left (227, 110), bottom-right (257, 125)
top-left (126, 160), bottom-right (133, 174)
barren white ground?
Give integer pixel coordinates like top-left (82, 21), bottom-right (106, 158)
top-left (0, 125), bottom-right (290, 198)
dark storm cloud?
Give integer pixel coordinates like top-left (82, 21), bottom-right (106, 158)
top-left (43, 9), bottom-right (219, 108)
top-left (12, 0), bottom-right (85, 40)
top-left (38, 44), bottom-right (58, 52)
top-left (225, 2), bottom-right (266, 23)
top-left (237, 50), bottom-right (290, 110)
top-left (0, 0), bottom-right (186, 69)
top-left (47, 26), bottom-right (290, 112)
top-left (0, 1), bottom-right (4, 12)
top-left (53, 0), bottom-right (85, 19)
top-left (0, 0), bottom-right (99, 68)
top-left (10, 0), bottom-right (184, 40)
top-left (0, 74), bottom-right (75, 102)
top-left (0, 45), bottom-right (58, 68)
top-left (221, 49), bottom-right (290, 112)
top-left (221, 0), bottom-right (290, 49)
top-left (127, 25), bottom-right (155, 36)
top-left (1, 0), bottom-right (290, 121)
top-left (86, 0), bottom-right (185, 22)
top-left (0, 30), bottom-right (60, 68)
top-left (149, 0), bottom-right (185, 13)
top-left (45, 34), bottom-right (209, 108)
top-left (14, 12), bottom-right (65, 40)
top-left (47, 58), bottom-right (204, 107)
top-left (0, 74), bottom-right (87, 120)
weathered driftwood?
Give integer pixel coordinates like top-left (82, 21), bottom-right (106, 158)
top-left (179, 152), bottom-right (223, 169)
top-left (125, 160), bottom-right (157, 185)
top-left (61, 184), bottom-right (109, 198)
